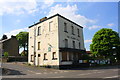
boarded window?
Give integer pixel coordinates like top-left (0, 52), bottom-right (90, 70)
top-left (62, 52), bottom-right (67, 61)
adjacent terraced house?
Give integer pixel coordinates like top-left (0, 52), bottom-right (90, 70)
top-left (0, 36), bottom-right (19, 57)
top-left (28, 14), bottom-right (86, 69)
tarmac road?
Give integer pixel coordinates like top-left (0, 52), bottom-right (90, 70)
top-left (1, 62), bottom-right (119, 80)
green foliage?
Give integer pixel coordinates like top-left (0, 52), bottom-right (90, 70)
top-left (16, 32), bottom-right (29, 56)
top-left (4, 52), bottom-right (9, 58)
top-left (90, 28), bottom-right (120, 59)
top-left (16, 32), bottom-right (28, 48)
top-left (21, 50), bottom-right (28, 56)
top-left (81, 54), bottom-right (90, 60)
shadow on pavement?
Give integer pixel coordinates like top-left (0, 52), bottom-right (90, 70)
top-left (2, 68), bottom-right (26, 76)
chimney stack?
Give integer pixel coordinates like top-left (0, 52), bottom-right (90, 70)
top-left (39, 17), bottom-right (47, 22)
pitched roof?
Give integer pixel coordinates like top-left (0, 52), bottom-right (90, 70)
top-left (0, 38), bottom-right (11, 43)
top-left (28, 14), bottom-right (83, 28)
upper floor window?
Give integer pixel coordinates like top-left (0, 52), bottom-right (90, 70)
top-left (64, 22), bottom-right (68, 32)
top-left (49, 21), bottom-right (53, 31)
top-left (38, 26), bottom-right (41, 35)
top-left (38, 54), bottom-right (40, 57)
top-left (71, 26), bottom-right (74, 35)
top-left (77, 28), bottom-right (80, 37)
top-left (65, 39), bottom-right (68, 48)
top-left (73, 41), bottom-right (75, 48)
top-left (79, 42), bottom-right (81, 49)
top-left (38, 42), bottom-right (40, 50)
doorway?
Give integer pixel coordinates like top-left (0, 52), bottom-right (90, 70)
top-left (38, 54), bottom-right (40, 66)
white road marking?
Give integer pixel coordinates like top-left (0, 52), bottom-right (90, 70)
top-left (58, 76), bottom-right (65, 78)
top-left (93, 71), bottom-right (104, 74)
top-left (43, 72), bottom-right (47, 74)
top-left (94, 70), bottom-right (99, 71)
top-left (104, 76), bottom-right (118, 78)
top-left (49, 76), bottom-right (65, 78)
top-left (27, 70), bottom-right (36, 74)
top-left (36, 73), bottom-right (42, 74)
top-left (113, 70), bottom-right (118, 71)
top-left (79, 73), bottom-right (91, 76)
top-left (49, 72), bottom-right (53, 74)
top-left (54, 72), bottom-right (58, 74)
top-left (63, 71), bottom-right (68, 72)
top-left (96, 71), bottom-right (104, 73)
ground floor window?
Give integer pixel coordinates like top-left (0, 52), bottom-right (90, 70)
top-left (61, 52), bottom-right (80, 61)
top-left (52, 52), bottom-right (57, 60)
top-left (62, 52), bottom-right (67, 61)
top-left (73, 53), bottom-right (79, 61)
top-left (43, 53), bottom-right (48, 60)
top-left (69, 53), bottom-right (73, 61)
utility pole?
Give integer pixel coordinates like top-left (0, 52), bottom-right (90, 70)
top-left (34, 22), bottom-right (36, 65)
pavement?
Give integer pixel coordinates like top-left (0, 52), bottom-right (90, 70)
top-left (1, 62), bottom-right (120, 79)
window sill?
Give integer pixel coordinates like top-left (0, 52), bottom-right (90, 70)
top-left (38, 34), bottom-right (41, 36)
top-left (30, 60), bottom-right (34, 62)
top-left (52, 58), bottom-right (57, 60)
top-left (72, 33), bottom-right (75, 35)
top-left (61, 60), bottom-right (72, 62)
top-left (64, 31), bottom-right (68, 33)
top-left (43, 59), bottom-right (48, 61)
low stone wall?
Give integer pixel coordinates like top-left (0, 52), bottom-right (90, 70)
top-left (8, 56), bottom-right (28, 62)
top-left (2, 58), bottom-right (8, 62)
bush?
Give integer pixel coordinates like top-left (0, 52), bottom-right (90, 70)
top-left (4, 52), bottom-right (9, 58)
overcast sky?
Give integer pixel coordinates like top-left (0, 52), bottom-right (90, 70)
top-left (0, 0), bottom-right (119, 51)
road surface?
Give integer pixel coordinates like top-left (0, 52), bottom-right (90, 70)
top-left (1, 62), bottom-right (119, 79)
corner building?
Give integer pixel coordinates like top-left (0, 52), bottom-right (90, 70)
top-left (28, 14), bottom-right (86, 69)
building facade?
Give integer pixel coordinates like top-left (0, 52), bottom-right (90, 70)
top-left (0, 36), bottom-right (19, 57)
top-left (28, 14), bottom-right (85, 69)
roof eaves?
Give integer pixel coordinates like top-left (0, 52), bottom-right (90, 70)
top-left (28, 13), bottom-right (83, 28)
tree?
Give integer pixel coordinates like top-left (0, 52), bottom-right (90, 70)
top-left (16, 32), bottom-right (29, 56)
top-left (1, 34), bottom-right (8, 40)
top-left (21, 50), bottom-right (28, 56)
top-left (4, 52), bottom-right (9, 58)
top-left (90, 28), bottom-right (120, 60)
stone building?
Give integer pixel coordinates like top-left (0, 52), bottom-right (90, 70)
top-left (0, 36), bottom-right (19, 57)
top-left (28, 14), bottom-right (86, 69)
